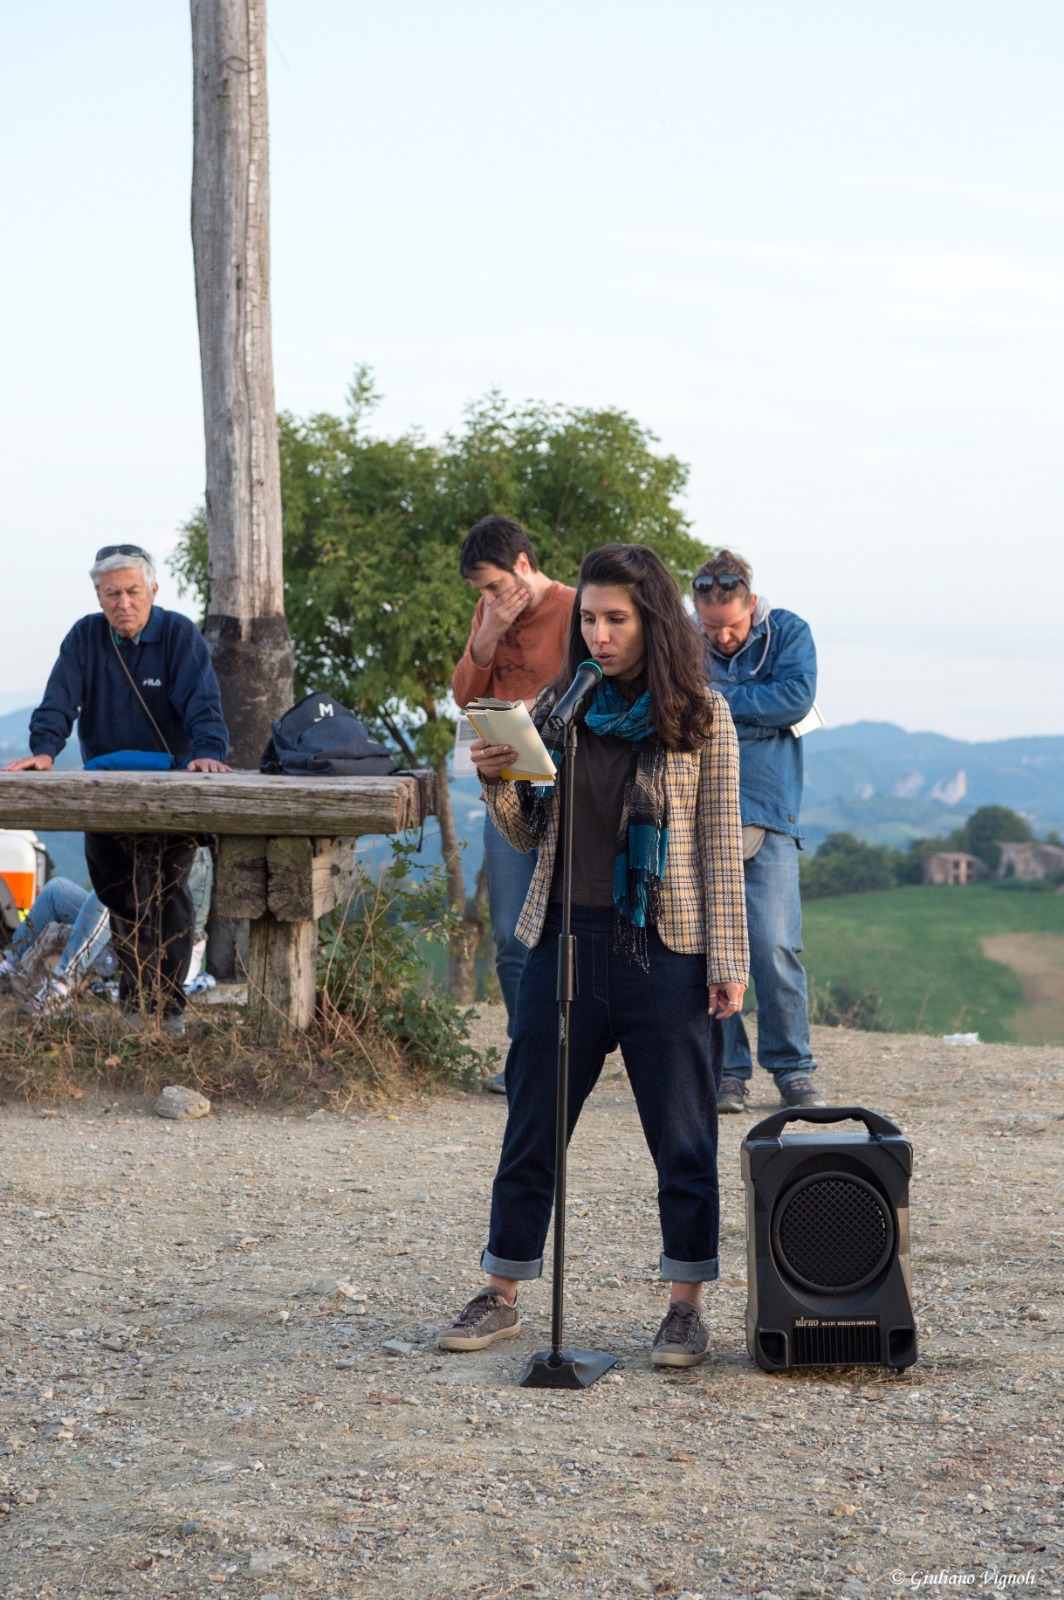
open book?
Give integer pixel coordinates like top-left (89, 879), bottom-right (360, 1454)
top-left (456, 699), bottom-right (557, 783)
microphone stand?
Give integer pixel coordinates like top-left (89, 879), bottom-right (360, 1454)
top-left (520, 719), bottom-right (618, 1389)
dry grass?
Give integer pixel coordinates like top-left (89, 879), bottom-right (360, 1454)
top-left (0, 993), bottom-right (473, 1111)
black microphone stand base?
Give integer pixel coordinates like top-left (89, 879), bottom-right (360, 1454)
top-left (520, 1348), bottom-right (618, 1390)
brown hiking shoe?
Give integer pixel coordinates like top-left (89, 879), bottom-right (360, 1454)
top-left (717, 1076), bottom-right (749, 1114)
top-left (650, 1299), bottom-right (709, 1368)
top-left (437, 1288), bottom-right (521, 1352)
top-left (778, 1074), bottom-right (825, 1109)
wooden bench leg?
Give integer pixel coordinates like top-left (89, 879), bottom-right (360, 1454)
top-left (246, 913), bottom-right (317, 1038)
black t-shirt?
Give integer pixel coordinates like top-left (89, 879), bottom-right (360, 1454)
top-left (549, 731), bottom-right (634, 907)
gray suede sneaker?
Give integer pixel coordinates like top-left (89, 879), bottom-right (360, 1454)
top-left (779, 1075), bottom-right (825, 1109)
top-left (650, 1299), bottom-right (709, 1368)
top-left (437, 1288), bottom-right (521, 1352)
top-left (717, 1076), bottom-right (749, 1115)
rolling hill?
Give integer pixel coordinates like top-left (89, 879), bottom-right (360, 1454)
top-left (801, 884), bottom-right (1064, 1045)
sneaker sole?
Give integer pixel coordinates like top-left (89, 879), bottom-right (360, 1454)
top-left (437, 1317), bottom-right (521, 1353)
top-left (650, 1345), bottom-right (709, 1368)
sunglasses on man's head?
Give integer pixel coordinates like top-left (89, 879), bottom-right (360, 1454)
top-left (96, 544), bottom-right (150, 562)
top-left (693, 572), bottom-right (746, 594)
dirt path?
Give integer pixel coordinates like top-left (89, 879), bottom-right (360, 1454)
top-left (982, 932), bottom-right (1064, 1046)
top-left (1, 1012), bottom-right (1062, 1599)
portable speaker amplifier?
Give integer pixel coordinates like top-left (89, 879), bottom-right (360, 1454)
top-left (741, 1106), bottom-right (917, 1371)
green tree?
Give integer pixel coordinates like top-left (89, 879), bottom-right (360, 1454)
top-left (958, 805), bottom-right (1032, 872)
top-left (172, 370), bottom-right (709, 993)
top-left (800, 832), bottom-right (900, 900)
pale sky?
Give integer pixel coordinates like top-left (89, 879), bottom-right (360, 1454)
top-left (3, 1), bottom-right (1061, 739)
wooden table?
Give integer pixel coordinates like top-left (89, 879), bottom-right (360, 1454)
top-left (0, 770), bottom-right (436, 1037)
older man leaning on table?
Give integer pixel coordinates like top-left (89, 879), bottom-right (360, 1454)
top-left (3, 542), bottom-right (230, 1033)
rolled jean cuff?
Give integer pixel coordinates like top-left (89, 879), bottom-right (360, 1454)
top-left (660, 1252), bottom-right (719, 1283)
top-left (480, 1248), bottom-right (543, 1281)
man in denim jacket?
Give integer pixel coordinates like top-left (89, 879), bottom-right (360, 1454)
top-left (693, 551), bottom-right (825, 1112)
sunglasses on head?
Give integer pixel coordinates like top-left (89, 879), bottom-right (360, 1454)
top-left (692, 572), bottom-right (746, 595)
top-left (96, 543), bottom-right (150, 562)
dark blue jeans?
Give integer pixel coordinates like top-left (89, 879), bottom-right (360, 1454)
top-left (482, 906), bottom-right (723, 1283)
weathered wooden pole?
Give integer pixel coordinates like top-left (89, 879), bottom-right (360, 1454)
top-left (190, 0), bottom-right (294, 771)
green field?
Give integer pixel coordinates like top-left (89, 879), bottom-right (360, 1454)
top-left (800, 884), bottom-right (1064, 1044)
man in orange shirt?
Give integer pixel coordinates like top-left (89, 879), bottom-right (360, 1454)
top-left (452, 517), bottom-right (575, 1090)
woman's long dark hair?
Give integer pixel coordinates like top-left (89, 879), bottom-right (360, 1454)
top-left (550, 544), bottom-right (714, 751)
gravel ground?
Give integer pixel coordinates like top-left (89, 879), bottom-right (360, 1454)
top-left (1, 1010), bottom-right (1062, 1600)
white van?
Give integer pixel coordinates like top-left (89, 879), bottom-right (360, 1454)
top-left (0, 830), bottom-right (48, 917)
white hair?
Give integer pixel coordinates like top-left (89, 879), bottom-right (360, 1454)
top-left (90, 551), bottom-right (158, 590)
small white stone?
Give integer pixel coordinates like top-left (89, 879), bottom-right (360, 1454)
top-left (248, 1547), bottom-right (287, 1575)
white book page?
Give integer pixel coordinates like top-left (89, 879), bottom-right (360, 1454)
top-left (790, 702), bottom-right (825, 738)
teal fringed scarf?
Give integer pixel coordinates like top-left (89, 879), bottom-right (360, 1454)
top-left (531, 681), bottom-right (669, 970)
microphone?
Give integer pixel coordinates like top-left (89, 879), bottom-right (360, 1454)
top-left (546, 660), bottom-right (603, 734)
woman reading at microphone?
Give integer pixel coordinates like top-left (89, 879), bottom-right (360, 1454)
top-left (438, 543), bottom-right (749, 1368)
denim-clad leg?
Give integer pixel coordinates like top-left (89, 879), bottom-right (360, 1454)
top-left (7, 879), bottom-right (90, 964)
top-left (483, 813), bottom-right (537, 1038)
top-left (54, 894), bottom-right (111, 983)
top-left (483, 906), bottom-right (722, 1282)
top-left (721, 829), bottom-right (816, 1086)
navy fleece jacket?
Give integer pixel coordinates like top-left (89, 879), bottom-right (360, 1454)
top-left (29, 607), bottom-right (229, 767)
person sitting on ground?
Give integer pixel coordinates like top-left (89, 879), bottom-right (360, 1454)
top-left (2, 544), bottom-right (230, 1034)
top-left (438, 544), bottom-right (748, 1369)
top-left (0, 877), bottom-right (112, 1010)
top-left (1, 848), bottom-right (215, 1016)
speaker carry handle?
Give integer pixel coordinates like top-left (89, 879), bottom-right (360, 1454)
top-left (745, 1105), bottom-right (903, 1142)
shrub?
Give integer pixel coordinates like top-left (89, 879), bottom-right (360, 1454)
top-left (318, 839), bottom-right (493, 1091)
top-left (800, 833), bottom-right (899, 899)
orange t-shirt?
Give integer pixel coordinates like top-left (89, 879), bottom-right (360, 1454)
top-left (451, 581), bottom-right (576, 708)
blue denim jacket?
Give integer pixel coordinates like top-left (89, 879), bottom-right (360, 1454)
top-left (702, 602), bottom-right (816, 839)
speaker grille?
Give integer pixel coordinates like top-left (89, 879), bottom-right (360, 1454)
top-left (792, 1320), bottom-right (880, 1366)
top-left (773, 1173), bottom-right (893, 1293)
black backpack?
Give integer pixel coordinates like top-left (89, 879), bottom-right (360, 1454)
top-left (260, 693), bottom-right (401, 777)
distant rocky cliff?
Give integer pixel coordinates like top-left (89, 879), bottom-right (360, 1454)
top-left (802, 721), bottom-right (1064, 849)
